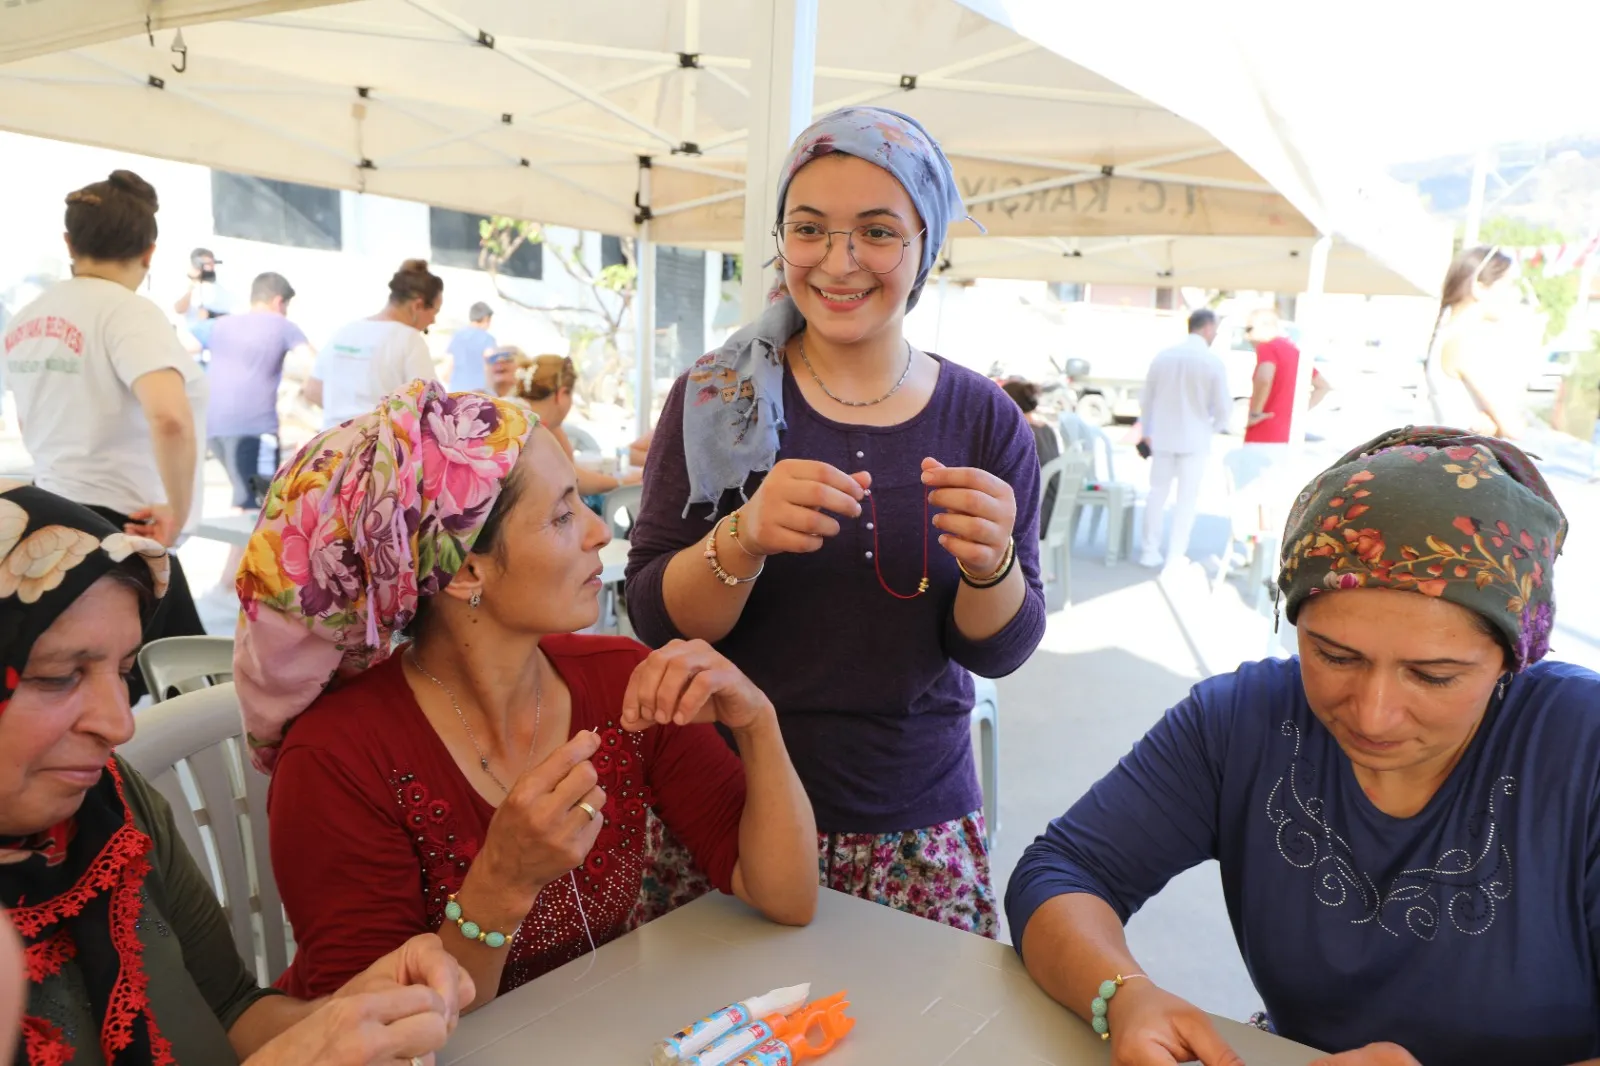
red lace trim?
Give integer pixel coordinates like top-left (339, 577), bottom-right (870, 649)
top-left (15, 760), bottom-right (173, 1065)
top-left (21, 1015), bottom-right (75, 1064)
top-left (8, 801), bottom-right (149, 939)
top-left (22, 930), bottom-right (75, 981)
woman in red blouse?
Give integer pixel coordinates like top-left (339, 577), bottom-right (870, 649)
top-left (232, 381), bottom-right (816, 1005)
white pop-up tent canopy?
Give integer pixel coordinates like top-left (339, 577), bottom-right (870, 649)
top-left (0, 0), bottom-right (1448, 425)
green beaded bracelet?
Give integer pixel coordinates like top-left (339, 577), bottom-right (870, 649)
top-left (1089, 972), bottom-right (1147, 1039)
top-left (443, 894), bottom-right (509, 949)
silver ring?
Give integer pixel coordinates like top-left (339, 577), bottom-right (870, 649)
top-left (411, 1057), bottom-right (426, 1066)
top-left (576, 801), bottom-right (599, 821)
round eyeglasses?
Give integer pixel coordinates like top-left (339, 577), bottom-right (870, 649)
top-left (773, 221), bottom-right (923, 274)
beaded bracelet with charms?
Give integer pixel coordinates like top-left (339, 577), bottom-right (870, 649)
top-left (1090, 972), bottom-right (1147, 1039)
top-left (704, 511), bottom-right (765, 586)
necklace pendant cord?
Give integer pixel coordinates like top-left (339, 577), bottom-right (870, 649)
top-left (410, 650), bottom-right (543, 795)
top-left (867, 486), bottom-right (932, 600)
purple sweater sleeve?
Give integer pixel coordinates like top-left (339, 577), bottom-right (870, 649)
top-left (942, 397), bottom-right (1047, 679)
top-left (624, 373), bottom-right (701, 648)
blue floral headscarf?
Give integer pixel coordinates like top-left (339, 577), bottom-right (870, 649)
top-left (679, 106), bottom-right (970, 515)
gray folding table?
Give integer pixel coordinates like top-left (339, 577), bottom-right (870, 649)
top-left (442, 888), bottom-right (1319, 1065)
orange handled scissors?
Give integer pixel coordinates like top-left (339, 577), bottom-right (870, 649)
top-left (768, 990), bottom-right (856, 1062)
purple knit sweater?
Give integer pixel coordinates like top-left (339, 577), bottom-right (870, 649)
top-left (625, 356), bottom-right (1046, 833)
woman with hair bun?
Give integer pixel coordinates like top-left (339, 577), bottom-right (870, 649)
top-left (2, 169), bottom-right (207, 660)
top-left (305, 258), bottom-right (443, 429)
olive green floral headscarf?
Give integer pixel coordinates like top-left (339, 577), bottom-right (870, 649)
top-left (1278, 426), bottom-right (1567, 671)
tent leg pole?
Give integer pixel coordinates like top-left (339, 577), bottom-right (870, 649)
top-left (740, 0), bottom-right (817, 322)
top-left (635, 158), bottom-right (657, 439)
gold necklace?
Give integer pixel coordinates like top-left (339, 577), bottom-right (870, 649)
top-left (409, 651), bottom-right (542, 795)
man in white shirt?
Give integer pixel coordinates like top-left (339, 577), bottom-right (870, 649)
top-left (1137, 308), bottom-right (1231, 569)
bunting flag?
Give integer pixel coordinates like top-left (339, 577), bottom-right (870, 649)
top-left (1504, 235), bottom-right (1600, 277)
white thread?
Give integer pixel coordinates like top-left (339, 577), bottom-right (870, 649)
top-left (569, 870), bottom-right (599, 980)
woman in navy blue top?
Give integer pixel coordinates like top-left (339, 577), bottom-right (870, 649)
top-left (1007, 428), bottom-right (1597, 1066)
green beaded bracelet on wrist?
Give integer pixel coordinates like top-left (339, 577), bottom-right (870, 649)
top-left (1090, 972), bottom-right (1147, 1039)
top-left (443, 893), bottom-right (510, 949)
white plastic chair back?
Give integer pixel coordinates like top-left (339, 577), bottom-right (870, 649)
top-left (1037, 451), bottom-right (1093, 612)
top-left (121, 683), bottom-right (290, 986)
top-left (1058, 413), bottom-right (1116, 482)
top-left (601, 483), bottom-right (644, 539)
top-left (138, 636), bottom-right (235, 702)
top-left (1040, 451), bottom-right (1092, 548)
top-left (970, 673), bottom-right (1000, 847)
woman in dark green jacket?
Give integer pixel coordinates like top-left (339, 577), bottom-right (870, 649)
top-left (0, 483), bottom-right (474, 1065)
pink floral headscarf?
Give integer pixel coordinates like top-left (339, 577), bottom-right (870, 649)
top-left (234, 379), bottom-right (536, 772)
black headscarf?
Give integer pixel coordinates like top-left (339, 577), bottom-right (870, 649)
top-left (0, 486), bottom-right (171, 1065)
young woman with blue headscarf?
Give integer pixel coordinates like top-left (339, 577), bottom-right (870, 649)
top-left (626, 108), bottom-right (1047, 937)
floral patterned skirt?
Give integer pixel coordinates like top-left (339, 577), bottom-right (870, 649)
top-left (629, 809), bottom-right (998, 939)
top-left (818, 811), bottom-right (998, 938)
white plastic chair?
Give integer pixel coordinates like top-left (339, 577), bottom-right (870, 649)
top-left (138, 635), bottom-right (235, 702)
top-left (970, 674), bottom-right (1000, 847)
top-left (1060, 414), bottom-right (1137, 563)
top-left (1038, 451), bottom-right (1093, 613)
top-left (600, 483), bottom-right (644, 539)
top-left (120, 683), bottom-right (291, 986)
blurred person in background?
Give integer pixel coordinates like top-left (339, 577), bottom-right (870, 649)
top-left (513, 354), bottom-right (642, 509)
top-left (1244, 308), bottom-right (1329, 449)
top-left (485, 344), bottom-right (521, 398)
top-left (1426, 245), bottom-right (1527, 439)
top-left (1137, 309), bottom-right (1230, 570)
top-left (1002, 378), bottom-right (1061, 538)
top-left (196, 272), bottom-right (311, 512)
top-left (305, 259), bottom-right (441, 430)
top-left (173, 246), bottom-right (232, 328)
top-left (444, 301), bottom-right (496, 392)
top-left (2, 169), bottom-right (206, 656)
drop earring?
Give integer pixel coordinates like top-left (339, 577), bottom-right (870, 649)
top-left (469, 591), bottom-right (482, 609)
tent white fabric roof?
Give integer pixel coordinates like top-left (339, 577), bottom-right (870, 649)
top-left (0, 0), bottom-right (343, 66)
top-left (0, 0), bottom-right (1447, 297)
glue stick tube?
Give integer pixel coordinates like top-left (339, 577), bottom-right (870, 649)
top-left (652, 985), bottom-right (810, 1066)
top-left (684, 1020), bottom-right (777, 1066)
top-left (729, 1037), bottom-right (797, 1066)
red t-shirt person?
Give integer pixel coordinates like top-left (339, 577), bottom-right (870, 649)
top-left (267, 635), bottom-right (747, 999)
top-left (1245, 336), bottom-right (1310, 444)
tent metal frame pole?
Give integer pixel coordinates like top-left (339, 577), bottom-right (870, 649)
top-left (404, 0), bottom-right (681, 150)
top-left (522, 63), bottom-right (679, 124)
top-left (740, 0), bottom-right (817, 320)
top-left (705, 66), bottom-right (750, 98)
top-left (371, 117), bottom-right (506, 168)
top-left (702, 41), bottom-right (1038, 156)
top-left (635, 159), bottom-right (657, 439)
top-left (1290, 235), bottom-right (1332, 450)
top-left (651, 188), bottom-right (746, 219)
top-left (79, 54), bottom-right (358, 168)
top-left (367, 94), bottom-right (525, 166)
top-left (653, 158), bottom-right (745, 183)
top-left (681, 0), bottom-right (700, 147)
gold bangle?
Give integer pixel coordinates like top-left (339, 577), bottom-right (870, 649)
top-left (704, 514), bottom-right (764, 586)
top-left (728, 509), bottom-right (763, 559)
top-left (958, 537), bottom-right (1015, 588)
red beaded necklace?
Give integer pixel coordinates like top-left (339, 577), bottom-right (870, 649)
top-left (866, 485), bottom-right (931, 600)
